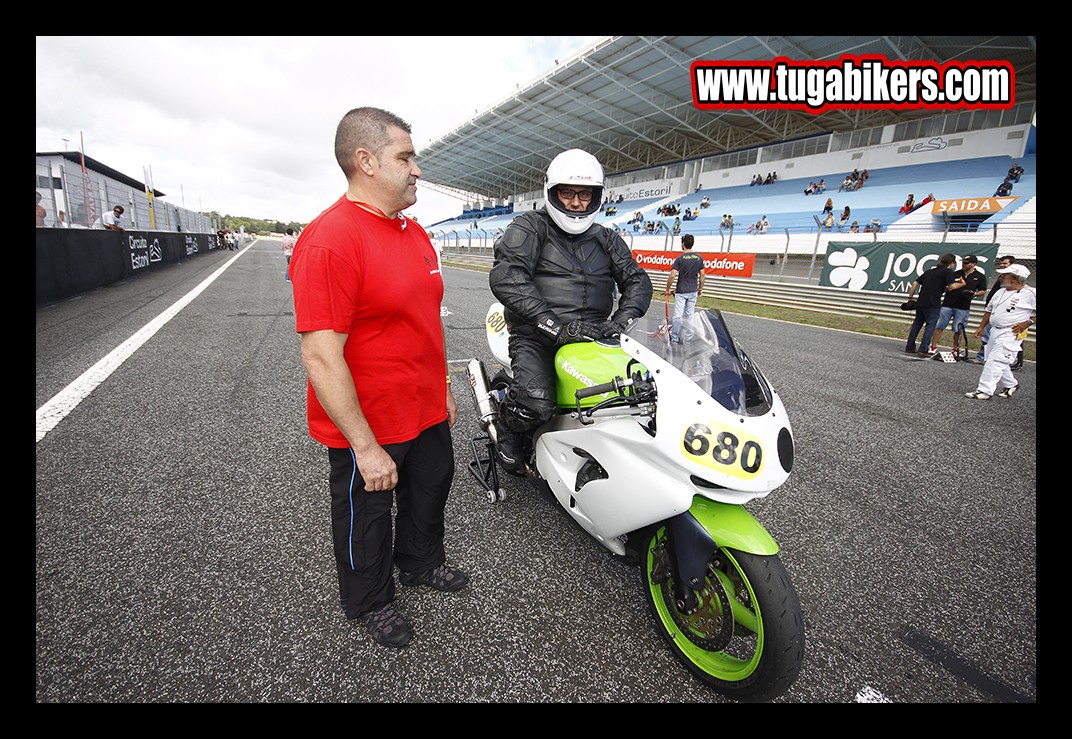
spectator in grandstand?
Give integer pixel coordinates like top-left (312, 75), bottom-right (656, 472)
top-left (857, 170), bottom-right (869, 188)
top-left (823, 212), bottom-right (835, 229)
top-left (838, 174), bottom-right (854, 193)
top-left (815, 178), bottom-right (826, 194)
top-left (36, 191), bottom-right (48, 227)
top-left (995, 178), bottom-right (1014, 197)
top-left (1008, 162), bottom-right (1024, 183)
top-left (822, 197), bottom-right (834, 215)
top-left (488, 147), bottom-right (652, 474)
top-left (700, 196), bottom-right (710, 208)
top-left (848, 220), bottom-right (859, 233)
top-left (720, 214), bottom-right (734, 229)
top-left (804, 182), bottom-right (815, 196)
top-left (751, 174), bottom-right (762, 186)
top-left (908, 193), bottom-right (936, 215)
top-left (672, 216), bottom-right (681, 235)
top-left (898, 194), bottom-right (916, 214)
top-left (904, 253), bottom-right (965, 357)
top-left (763, 172), bottom-right (773, 185)
top-left (929, 254), bottom-right (988, 352)
top-left (838, 206), bottom-right (851, 229)
top-left (759, 215), bottom-right (769, 233)
top-left (968, 255), bottom-right (1016, 364)
top-left (93, 205), bottom-right (126, 231)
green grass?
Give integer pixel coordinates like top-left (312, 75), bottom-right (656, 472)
top-left (444, 260), bottom-right (1035, 363)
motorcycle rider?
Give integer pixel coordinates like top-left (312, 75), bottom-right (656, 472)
top-left (489, 148), bottom-right (653, 473)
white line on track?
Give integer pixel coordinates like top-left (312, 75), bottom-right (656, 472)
top-left (855, 685), bottom-right (893, 702)
top-left (35, 246), bottom-right (249, 444)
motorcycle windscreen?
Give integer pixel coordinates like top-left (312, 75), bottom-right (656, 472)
top-left (624, 309), bottom-right (775, 417)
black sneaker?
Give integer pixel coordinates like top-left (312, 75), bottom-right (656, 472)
top-left (400, 563), bottom-right (470, 592)
top-left (361, 603), bottom-right (413, 648)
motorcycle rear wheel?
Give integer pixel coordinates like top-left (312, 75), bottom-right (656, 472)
top-left (641, 527), bottom-right (804, 702)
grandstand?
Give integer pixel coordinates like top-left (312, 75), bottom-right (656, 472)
top-left (430, 136), bottom-right (1037, 266)
top-left (417, 36), bottom-right (1036, 271)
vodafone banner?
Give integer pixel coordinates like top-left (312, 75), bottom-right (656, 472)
top-left (633, 250), bottom-right (756, 278)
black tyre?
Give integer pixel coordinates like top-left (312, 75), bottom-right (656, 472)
top-left (642, 527), bottom-right (804, 702)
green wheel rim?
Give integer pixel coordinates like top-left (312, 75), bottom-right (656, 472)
top-left (646, 529), bottom-right (763, 682)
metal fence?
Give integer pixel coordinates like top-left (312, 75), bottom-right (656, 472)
top-left (36, 160), bottom-right (218, 233)
top-left (436, 219), bottom-right (1037, 287)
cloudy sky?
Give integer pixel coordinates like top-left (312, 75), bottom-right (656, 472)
top-left (36, 36), bottom-right (602, 227)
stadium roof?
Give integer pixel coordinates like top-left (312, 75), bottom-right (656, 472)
top-left (416, 35), bottom-right (1036, 201)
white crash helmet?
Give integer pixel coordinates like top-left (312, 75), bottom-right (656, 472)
top-left (544, 149), bottom-right (605, 235)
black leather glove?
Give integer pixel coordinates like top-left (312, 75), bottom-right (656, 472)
top-left (600, 319), bottom-right (629, 339)
top-left (534, 317), bottom-right (600, 345)
top-left (560, 320), bottom-right (604, 345)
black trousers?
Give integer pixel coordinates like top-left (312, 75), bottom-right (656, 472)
top-left (327, 420), bottom-right (454, 619)
top-left (501, 332), bottom-right (558, 433)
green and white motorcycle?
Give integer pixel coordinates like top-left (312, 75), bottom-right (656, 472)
top-left (466, 304), bottom-right (804, 702)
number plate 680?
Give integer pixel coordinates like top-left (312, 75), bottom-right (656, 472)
top-left (681, 423), bottom-right (764, 480)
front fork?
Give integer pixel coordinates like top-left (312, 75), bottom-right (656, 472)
top-left (652, 501), bottom-right (780, 611)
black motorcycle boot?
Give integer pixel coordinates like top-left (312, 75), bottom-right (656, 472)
top-left (496, 392), bottom-right (538, 474)
top-left (495, 427), bottom-right (528, 474)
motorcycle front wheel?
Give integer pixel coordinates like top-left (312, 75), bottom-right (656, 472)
top-left (641, 527), bottom-right (804, 702)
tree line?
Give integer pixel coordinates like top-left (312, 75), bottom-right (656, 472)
top-left (208, 212), bottom-right (305, 235)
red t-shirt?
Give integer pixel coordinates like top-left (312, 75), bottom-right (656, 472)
top-left (290, 196), bottom-right (447, 447)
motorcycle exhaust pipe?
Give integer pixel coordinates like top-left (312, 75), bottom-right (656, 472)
top-left (466, 358), bottom-right (501, 444)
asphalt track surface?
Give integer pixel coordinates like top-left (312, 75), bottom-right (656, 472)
top-left (36, 239), bottom-right (1036, 703)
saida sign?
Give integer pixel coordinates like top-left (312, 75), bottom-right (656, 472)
top-left (820, 242), bottom-right (998, 294)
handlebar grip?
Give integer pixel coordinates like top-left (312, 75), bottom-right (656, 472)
top-left (575, 379), bottom-right (625, 400)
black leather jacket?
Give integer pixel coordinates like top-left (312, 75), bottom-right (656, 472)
top-left (489, 209), bottom-right (653, 335)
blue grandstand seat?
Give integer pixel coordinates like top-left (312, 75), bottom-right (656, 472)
top-left (432, 153), bottom-right (1035, 236)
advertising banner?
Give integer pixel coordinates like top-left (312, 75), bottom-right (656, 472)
top-left (820, 242), bottom-right (999, 293)
top-left (633, 249), bottom-right (757, 278)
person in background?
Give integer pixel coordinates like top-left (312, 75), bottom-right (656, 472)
top-left (664, 233), bottom-right (705, 343)
top-left (903, 253), bottom-right (964, 357)
top-left (37, 192), bottom-right (48, 227)
top-left (967, 255), bottom-right (1016, 365)
top-left (289, 106), bottom-right (467, 650)
top-left (280, 228), bottom-right (297, 283)
top-left (965, 263), bottom-right (1035, 400)
top-left (93, 205), bottom-right (126, 231)
top-left (488, 148), bottom-right (653, 474)
top-left (929, 255), bottom-right (988, 352)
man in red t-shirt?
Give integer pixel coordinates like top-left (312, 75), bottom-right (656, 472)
top-left (290, 107), bottom-right (467, 649)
